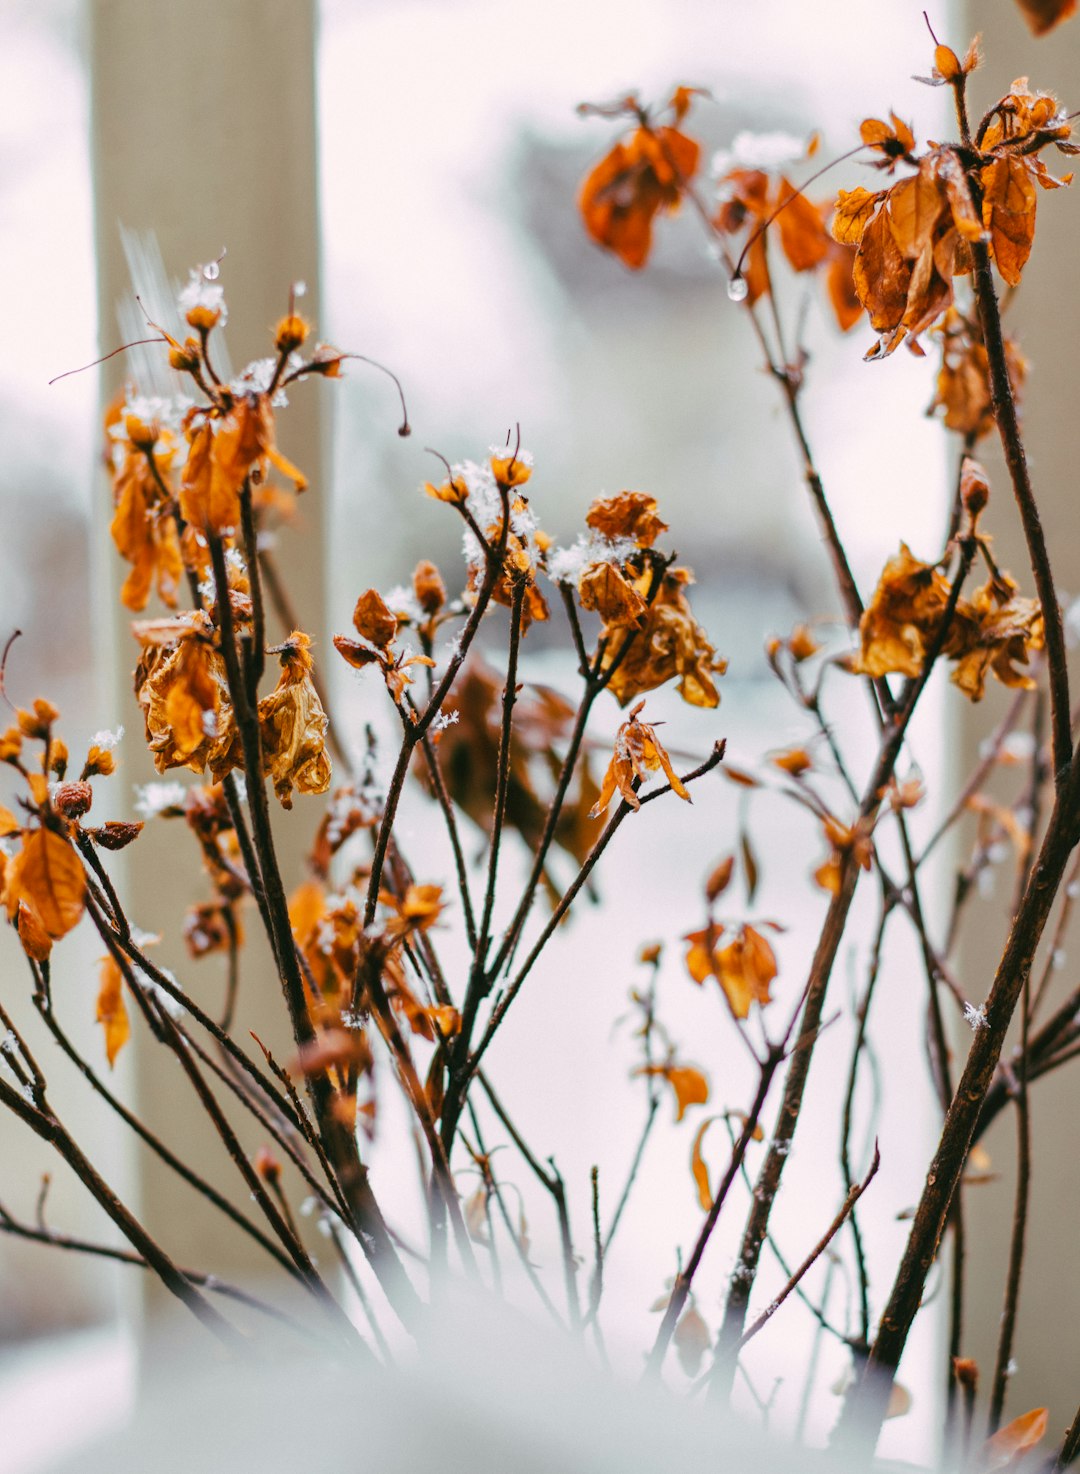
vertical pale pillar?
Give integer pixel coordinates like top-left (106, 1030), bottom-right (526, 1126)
top-left (951, 3), bottom-right (1080, 1427)
top-left (88, 0), bottom-right (326, 1300)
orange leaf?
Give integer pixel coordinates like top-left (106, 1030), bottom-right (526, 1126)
top-left (96, 955), bottom-right (131, 1068)
top-left (638, 1063), bottom-right (709, 1121)
top-left (690, 1115), bottom-right (719, 1210)
top-left (15, 902), bottom-right (52, 962)
top-left (5, 828), bottom-right (85, 939)
top-left (984, 1407), bottom-right (1048, 1468)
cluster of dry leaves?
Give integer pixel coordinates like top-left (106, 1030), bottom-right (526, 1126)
top-left (4, 7), bottom-right (1080, 1466)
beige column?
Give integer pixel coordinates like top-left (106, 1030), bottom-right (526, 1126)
top-left (951, 3), bottom-right (1080, 1428)
top-left (88, 0), bottom-right (327, 1303)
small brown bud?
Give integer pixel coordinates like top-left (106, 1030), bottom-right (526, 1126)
top-left (54, 781), bottom-right (92, 819)
top-left (953, 1356), bottom-right (979, 1390)
top-left (254, 1147), bottom-right (282, 1185)
top-left (960, 456), bottom-right (990, 518)
top-left (412, 560), bottom-right (446, 616)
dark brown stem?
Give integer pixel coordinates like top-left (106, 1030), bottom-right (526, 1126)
top-left (0, 1204), bottom-right (305, 1336)
top-left (969, 241), bottom-right (1071, 784)
top-left (988, 983), bottom-right (1032, 1432)
top-left (738, 1143), bottom-right (880, 1351)
top-left (836, 751), bottom-right (1080, 1453)
top-left (0, 1076), bottom-right (241, 1346)
top-left (645, 1047), bottom-right (784, 1376)
top-left (441, 580), bottom-right (526, 1147)
top-left (32, 972), bottom-right (299, 1279)
top-left (209, 533), bottom-right (422, 1330)
top-left (239, 479), bottom-right (266, 699)
top-left (712, 538), bottom-right (977, 1399)
top-left (470, 743), bottom-right (726, 1076)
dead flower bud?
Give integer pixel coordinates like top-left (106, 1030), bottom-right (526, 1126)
top-left (859, 113), bottom-right (917, 170)
top-left (380, 883), bottom-right (444, 939)
top-left (424, 476), bottom-right (468, 505)
top-left (0, 726), bottom-right (23, 762)
top-left (274, 314), bottom-right (309, 354)
top-left (254, 1147), bottom-right (282, 1185)
top-left (489, 447), bottom-right (533, 488)
top-left (854, 544), bottom-right (951, 680)
top-left (412, 560), bottom-right (446, 616)
top-left (788, 624), bottom-right (821, 662)
top-left (87, 820), bottom-right (144, 851)
top-left (953, 1357), bottom-right (979, 1390)
top-left (638, 941), bottom-right (663, 965)
top-left (353, 589), bottom-right (398, 648)
top-left (17, 699), bottom-right (60, 740)
top-left (960, 456), bottom-right (990, 520)
top-left (590, 701), bottom-right (690, 816)
top-left (53, 781), bottom-right (93, 820)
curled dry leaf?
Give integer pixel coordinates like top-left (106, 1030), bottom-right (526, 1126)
top-left (585, 491), bottom-right (668, 548)
top-left (928, 308), bottom-right (1026, 441)
top-left (589, 701), bottom-right (690, 816)
top-left (602, 566), bottom-right (726, 709)
top-left (690, 1115), bottom-right (719, 1210)
top-left (257, 632), bottom-right (332, 807)
top-left (684, 921), bottom-right (777, 1017)
top-left (580, 118), bottom-right (700, 270)
top-left (96, 955), bottom-right (131, 1068)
